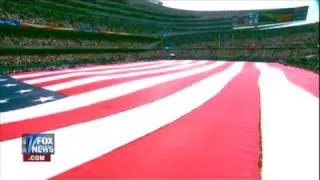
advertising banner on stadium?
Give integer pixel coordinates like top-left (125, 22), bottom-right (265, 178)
top-left (46, 23), bottom-right (77, 31)
top-left (46, 23), bottom-right (60, 28)
top-left (0, 18), bottom-right (21, 26)
top-left (52, 27), bottom-right (78, 31)
top-left (102, 30), bottom-right (130, 35)
top-left (21, 22), bottom-right (77, 31)
top-left (259, 12), bottom-right (293, 23)
top-left (21, 22), bottom-right (48, 28)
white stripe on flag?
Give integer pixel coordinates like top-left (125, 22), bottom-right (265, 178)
top-left (256, 63), bottom-right (319, 180)
top-left (11, 61), bottom-right (170, 79)
top-left (43, 61), bottom-right (207, 91)
top-left (0, 62), bottom-right (245, 180)
top-left (0, 61), bottom-right (223, 124)
top-left (24, 61), bottom-right (187, 84)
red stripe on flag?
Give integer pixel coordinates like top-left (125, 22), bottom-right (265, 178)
top-left (52, 62), bottom-right (260, 179)
top-left (0, 62), bottom-right (232, 141)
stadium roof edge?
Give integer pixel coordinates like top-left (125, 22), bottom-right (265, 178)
top-left (136, 1), bottom-right (308, 17)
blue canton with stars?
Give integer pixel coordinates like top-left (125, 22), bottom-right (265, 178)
top-left (0, 75), bottom-right (66, 112)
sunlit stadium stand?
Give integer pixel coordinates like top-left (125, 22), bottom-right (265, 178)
top-left (0, 0), bottom-right (308, 34)
top-left (0, 0), bottom-right (318, 73)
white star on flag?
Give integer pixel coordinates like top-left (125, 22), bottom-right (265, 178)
top-left (16, 89), bottom-right (33, 94)
top-left (0, 98), bottom-right (9, 103)
top-left (4, 83), bottom-right (17, 87)
top-left (33, 96), bottom-right (55, 103)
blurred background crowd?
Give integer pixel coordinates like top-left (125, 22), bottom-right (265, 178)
top-left (0, 0), bottom-right (318, 74)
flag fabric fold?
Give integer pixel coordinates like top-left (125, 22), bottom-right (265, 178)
top-left (0, 60), bottom-right (318, 180)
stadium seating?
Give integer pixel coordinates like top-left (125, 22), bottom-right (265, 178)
top-left (0, 35), bottom-right (150, 48)
top-left (0, 1), bottom-right (318, 73)
top-left (0, 0), bottom-right (232, 34)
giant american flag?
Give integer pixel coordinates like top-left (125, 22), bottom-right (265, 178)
top-left (0, 60), bottom-right (318, 180)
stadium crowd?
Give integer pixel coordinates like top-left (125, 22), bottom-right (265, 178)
top-left (0, 0), bottom-right (162, 34)
top-left (1, 45), bottom-right (318, 74)
top-left (0, 53), bottom-right (142, 74)
top-left (0, 35), bottom-right (149, 48)
top-left (0, 1), bottom-right (318, 73)
top-left (0, 0), bottom-right (229, 34)
top-left (176, 31), bottom-right (318, 49)
top-left (1, 22), bottom-right (319, 73)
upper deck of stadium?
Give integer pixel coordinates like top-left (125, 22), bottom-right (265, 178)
top-left (0, 0), bottom-right (309, 34)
